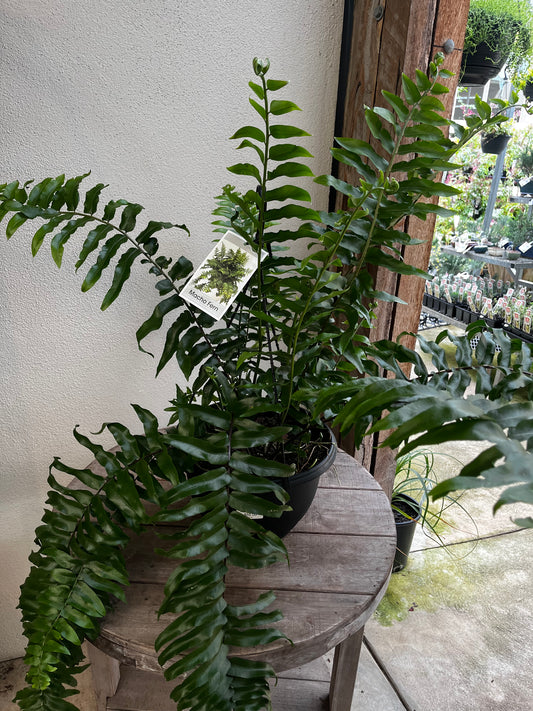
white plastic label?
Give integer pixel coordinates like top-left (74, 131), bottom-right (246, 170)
top-left (180, 231), bottom-right (261, 320)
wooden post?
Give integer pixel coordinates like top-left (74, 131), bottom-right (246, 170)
top-left (335, 0), bottom-right (470, 493)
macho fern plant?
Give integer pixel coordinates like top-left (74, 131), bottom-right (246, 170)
top-left (2, 55), bottom-right (530, 711)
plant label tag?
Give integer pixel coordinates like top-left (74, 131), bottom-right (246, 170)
top-left (180, 231), bottom-right (261, 321)
top-left (519, 241), bottom-right (532, 253)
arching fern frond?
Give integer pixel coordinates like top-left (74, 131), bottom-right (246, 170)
top-left (312, 325), bottom-right (533, 524)
top-left (0, 174), bottom-right (191, 311)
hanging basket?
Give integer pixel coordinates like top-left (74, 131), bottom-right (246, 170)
top-left (460, 42), bottom-right (507, 86)
top-left (481, 132), bottom-right (510, 155)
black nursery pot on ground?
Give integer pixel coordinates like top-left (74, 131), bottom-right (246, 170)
top-left (466, 309), bottom-right (481, 324)
top-left (392, 495), bottom-right (422, 573)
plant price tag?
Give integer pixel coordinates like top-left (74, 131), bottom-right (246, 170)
top-left (180, 231), bottom-right (263, 321)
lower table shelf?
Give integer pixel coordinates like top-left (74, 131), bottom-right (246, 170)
top-left (107, 662), bottom-right (332, 711)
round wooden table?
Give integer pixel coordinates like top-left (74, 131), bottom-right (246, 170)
top-left (85, 450), bottom-right (396, 711)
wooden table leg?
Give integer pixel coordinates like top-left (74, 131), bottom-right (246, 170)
top-left (328, 626), bottom-right (364, 711)
top-left (86, 642), bottom-right (121, 711)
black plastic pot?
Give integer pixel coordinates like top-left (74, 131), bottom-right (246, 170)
top-left (260, 429), bottom-right (337, 538)
top-left (460, 42), bottom-right (506, 86)
top-left (445, 302), bottom-right (455, 318)
top-left (424, 294), bottom-right (436, 310)
top-left (481, 132), bottom-right (510, 155)
top-left (524, 80), bottom-right (533, 102)
top-left (433, 297), bottom-right (445, 314)
top-left (392, 495), bottom-right (421, 573)
top-left (455, 305), bottom-right (467, 323)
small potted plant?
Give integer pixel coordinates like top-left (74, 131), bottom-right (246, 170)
top-left (517, 67), bottom-right (533, 101)
top-left (481, 124), bottom-right (512, 154)
top-left (3, 56), bottom-right (532, 711)
top-left (391, 449), bottom-right (476, 572)
top-left (461, 0), bottom-right (533, 86)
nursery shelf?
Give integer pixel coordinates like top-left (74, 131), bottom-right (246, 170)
top-left (509, 195), bottom-right (533, 220)
top-left (441, 246), bottom-right (533, 288)
top-left (422, 307), bottom-right (533, 346)
top-left (423, 307), bottom-right (466, 329)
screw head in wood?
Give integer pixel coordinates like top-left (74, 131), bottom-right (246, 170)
top-left (443, 39), bottom-right (455, 55)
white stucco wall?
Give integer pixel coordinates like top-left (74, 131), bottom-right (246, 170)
top-left (0, 0), bottom-right (344, 660)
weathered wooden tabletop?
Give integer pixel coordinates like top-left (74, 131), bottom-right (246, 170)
top-left (84, 449), bottom-right (396, 710)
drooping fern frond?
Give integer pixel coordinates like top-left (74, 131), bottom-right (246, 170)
top-left (312, 324), bottom-right (533, 525)
top-left (16, 386), bottom-right (295, 711)
top-left (151, 385), bottom-right (293, 710)
top-left (15, 413), bottom-right (158, 709)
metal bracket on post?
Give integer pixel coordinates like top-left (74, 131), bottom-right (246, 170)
top-left (481, 148), bottom-right (508, 237)
top-left (481, 103), bottom-right (514, 238)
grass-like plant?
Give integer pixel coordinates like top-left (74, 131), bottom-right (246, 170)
top-left (393, 449), bottom-right (478, 552)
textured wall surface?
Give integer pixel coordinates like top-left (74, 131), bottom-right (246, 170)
top-left (0, 0), bottom-right (343, 659)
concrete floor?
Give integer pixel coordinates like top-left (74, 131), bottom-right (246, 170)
top-left (2, 328), bottom-right (532, 710)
